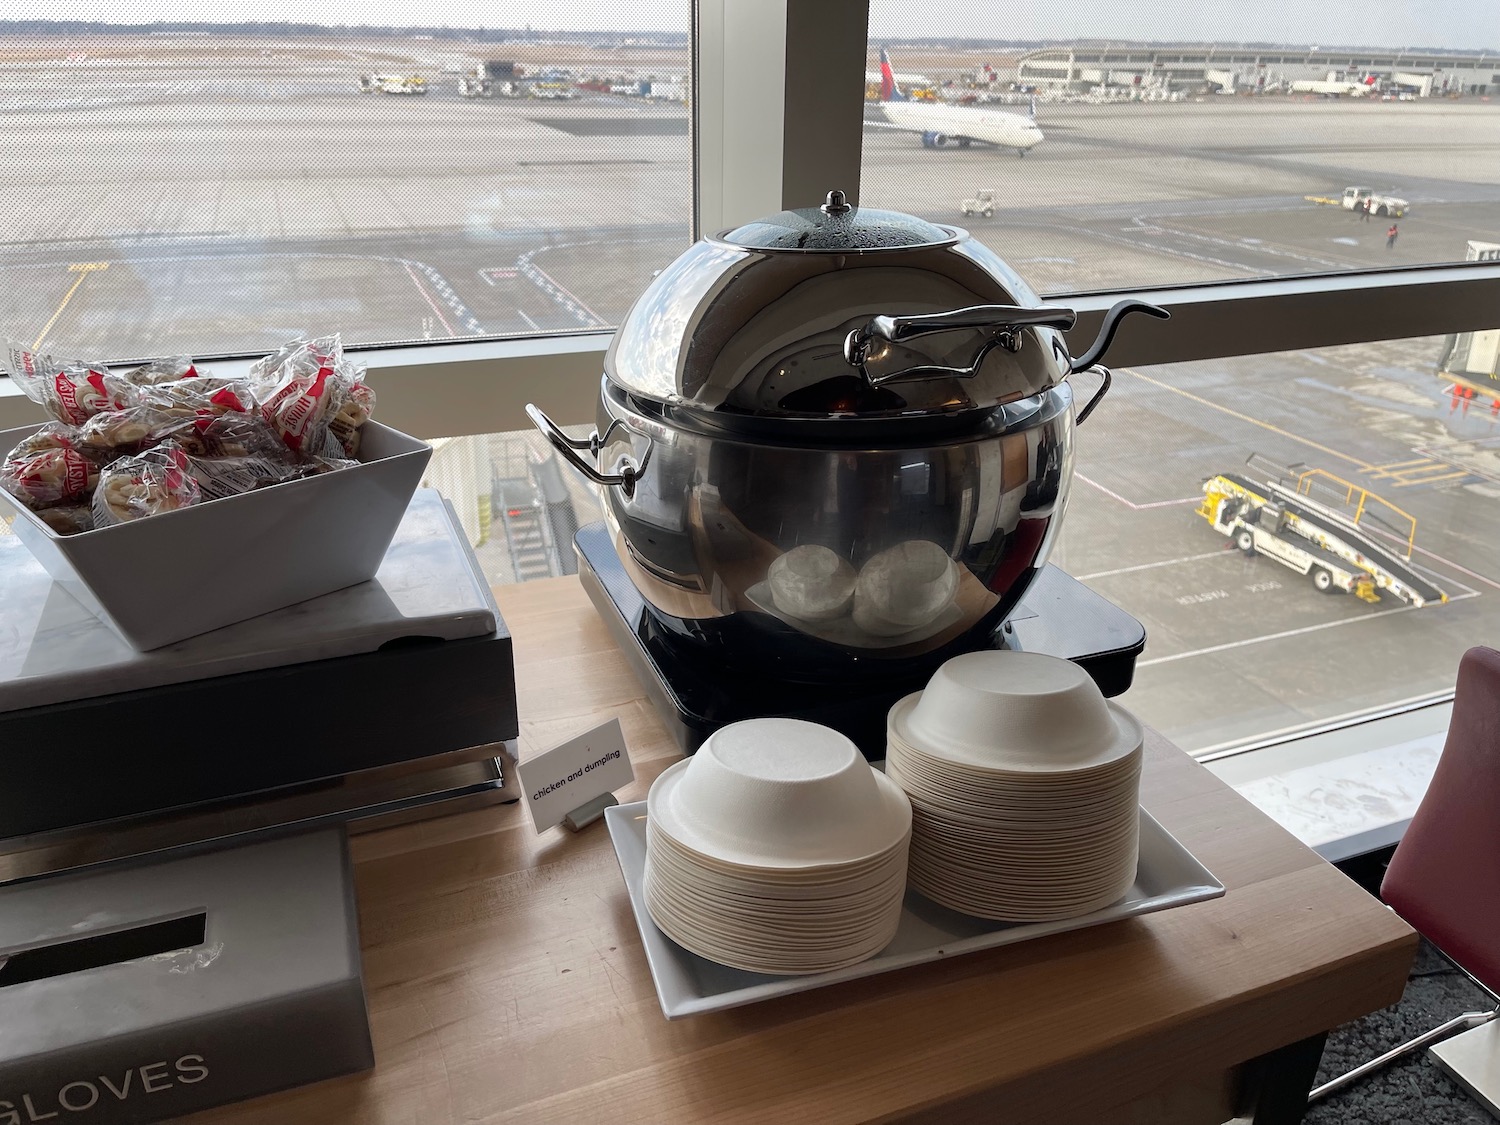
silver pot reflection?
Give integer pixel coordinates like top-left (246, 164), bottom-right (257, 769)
top-left (527, 191), bottom-right (1166, 680)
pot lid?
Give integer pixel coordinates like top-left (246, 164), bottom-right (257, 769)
top-left (722, 190), bottom-right (954, 251)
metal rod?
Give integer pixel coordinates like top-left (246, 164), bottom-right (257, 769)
top-left (1308, 1007), bottom-right (1500, 1103)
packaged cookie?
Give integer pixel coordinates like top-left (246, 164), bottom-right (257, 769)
top-left (3, 341), bottom-right (134, 424)
top-left (91, 443), bottom-right (202, 527)
top-left (119, 356), bottom-right (200, 386)
top-left (1, 424), bottom-right (99, 509)
top-left (136, 375), bottom-right (256, 417)
top-left (248, 339), bottom-right (350, 458)
top-left (76, 408), bottom-right (159, 461)
top-left (328, 379), bottom-right (375, 457)
top-left (36, 503), bottom-right (95, 535)
top-left (181, 450), bottom-right (289, 500)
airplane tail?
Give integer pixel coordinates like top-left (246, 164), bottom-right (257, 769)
top-left (879, 48), bottom-right (907, 102)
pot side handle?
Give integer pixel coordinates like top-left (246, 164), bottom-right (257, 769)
top-left (525, 403), bottom-right (653, 498)
top-left (1069, 300), bottom-right (1170, 373)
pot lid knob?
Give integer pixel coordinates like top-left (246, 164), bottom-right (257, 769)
top-left (821, 190), bottom-right (853, 215)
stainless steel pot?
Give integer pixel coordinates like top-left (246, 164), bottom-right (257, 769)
top-left (528, 191), bottom-right (1166, 681)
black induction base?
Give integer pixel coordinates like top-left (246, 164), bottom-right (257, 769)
top-left (575, 523), bottom-right (1147, 759)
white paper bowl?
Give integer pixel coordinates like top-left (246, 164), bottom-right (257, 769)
top-left (897, 651), bottom-right (1141, 770)
top-left (768, 545), bottom-right (856, 622)
top-left (0, 421), bottom-right (431, 650)
top-left (648, 718), bottom-right (910, 867)
top-left (854, 540), bottom-right (959, 629)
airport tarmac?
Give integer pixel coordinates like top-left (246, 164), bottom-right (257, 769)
top-left (3, 47), bottom-right (1500, 752)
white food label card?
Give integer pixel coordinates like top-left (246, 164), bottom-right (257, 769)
top-left (517, 718), bottom-right (634, 833)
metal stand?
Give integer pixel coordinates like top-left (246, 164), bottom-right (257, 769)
top-left (1430, 1015), bottom-right (1500, 1115)
top-left (564, 792), bottom-right (620, 832)
top-left (1308, 1006), bottom-right (1499, 1103)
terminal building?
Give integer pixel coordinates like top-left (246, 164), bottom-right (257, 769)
top-left (1016, 44), bottom-right (1498, 97)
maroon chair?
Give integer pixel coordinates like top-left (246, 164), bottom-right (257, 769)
top-left (1308, 645), bottom-right (1500, 1105)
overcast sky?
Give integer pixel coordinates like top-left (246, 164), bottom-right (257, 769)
top-left (5, 0), bottom-right (1495, 53)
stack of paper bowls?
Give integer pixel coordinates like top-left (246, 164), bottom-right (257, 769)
top-left (644, 717), bottom-right (912, 975)
top-left (886, 651), bottom-right (1143, 922)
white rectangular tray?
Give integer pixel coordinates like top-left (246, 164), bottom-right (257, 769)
top-left (604, 801), bottom-right (1225, 1019)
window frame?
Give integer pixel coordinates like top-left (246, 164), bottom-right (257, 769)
top-left (2, 0), bottom-right (1496, 444)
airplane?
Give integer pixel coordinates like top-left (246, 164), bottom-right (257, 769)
top-left (1289, 74), bottom-right (1378, 97)
top-left (872, 48), bottom-right (1043, 157)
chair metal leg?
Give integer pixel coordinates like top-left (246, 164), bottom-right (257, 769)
top-left (1308, 1006), bottom-right (1500, 1104)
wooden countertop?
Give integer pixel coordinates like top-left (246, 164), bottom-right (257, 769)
top-left (185, 576), bottom-right (1416, 1125)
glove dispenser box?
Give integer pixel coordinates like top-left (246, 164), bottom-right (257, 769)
top-left (0, 829), bottom-right (373, 1124)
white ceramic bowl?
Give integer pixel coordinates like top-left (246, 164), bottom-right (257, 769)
top-left (895, 651), bottom-right (1141, 770)
top-left (648, 717), bottom-right (910, 867)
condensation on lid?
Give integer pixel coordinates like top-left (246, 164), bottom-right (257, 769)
top-left (722, 192), bottom-right (953, 251)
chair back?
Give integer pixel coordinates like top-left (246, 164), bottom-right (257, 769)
top-left (1382, 645), bottom-right (1500, 996)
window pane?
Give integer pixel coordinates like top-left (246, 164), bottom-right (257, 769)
top-left (423, 427), bottom-right (602, 587)
top-left (0, 10), bottom-right (689, 360)
top-left (1056, 330), bottom-right (1497, 754)
top-left (861, 3), bottom-right (1500, 295)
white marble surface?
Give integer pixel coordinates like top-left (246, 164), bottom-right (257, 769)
top-left (1231, 734), bottom-right (1444, 850)
top-left (0, 489), bottom-right (498, 712)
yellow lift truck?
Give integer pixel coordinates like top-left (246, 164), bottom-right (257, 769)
top-left (1197, 459), bottom-right (1447, 607)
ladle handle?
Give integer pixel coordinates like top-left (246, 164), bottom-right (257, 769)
top-left (845, 304), bottom-right (1078, 385)
top-left (525, 404), bottom-right (653, 499)
top-left (1069, 299), bottom-right (1170, 373)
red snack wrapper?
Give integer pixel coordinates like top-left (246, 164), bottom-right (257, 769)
top-left (3, 340), bottom-right (135, 424)
top-left (92, 443), bottom-right (202, 526)
top-left (119, 356), bottom-right (200, 386)
top-left (136, 376), bottom-right (255, 417)
top-left (328, 379), bottom-right (375, 457)
top-left (1, 423), bottom-right (99, 508)
top-left (248, 339), bottom-right (350, 457)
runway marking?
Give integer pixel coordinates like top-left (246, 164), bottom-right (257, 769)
top-left (1075, 473), bottom-right (1200, 510)
top-left (1393, 469), bottom-right (1470, 488)
top-left (33, 261), bottom-right (108, 349)
top-left (1368, 457), bottom-right (1434, 473)
top-left (403, 262), bottom-right (456, 336)
top-left (517, 308), bottom-right (541, 331)
top-left (1122, 368), bottom-right (1373, 471)
top-left (1076, 551), bottom-right (1226, 581)
top-left (1138, 589), bottom-right (1481, 668)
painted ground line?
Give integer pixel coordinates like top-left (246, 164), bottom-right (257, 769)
top-left (403, 262), bottom-right (457, 336)
top-left (1121, 368), bottom-right (1373, 472)
top-left (1076, 551), bottom-right (1227, 582)
top-left (34, 262), bottom-right (109, 349)
top-left (1075, 474), bottom-right (1200, 511)
top-left (1138, 590), bottom-right (1481, 668)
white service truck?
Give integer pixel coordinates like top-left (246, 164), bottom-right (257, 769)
top-left (1305, 185), bottom-right (1408, 218)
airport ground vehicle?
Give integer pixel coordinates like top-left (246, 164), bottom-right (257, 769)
top-left (1305, 185), bottom-right (1409, 217)
top-left (459, 60), bottom-right (523, 98)
top-left (961, 189), bottom-right (995, 217)
top-left (359, 74), bottom-right (428, 95)
top-left (1197, 459), bottom-right (1446, 606)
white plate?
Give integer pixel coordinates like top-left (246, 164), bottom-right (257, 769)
top-left (604, 800), bottom-right (1225, 1019)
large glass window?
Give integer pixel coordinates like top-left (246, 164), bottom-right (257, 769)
top-left (861, 2), bottom-right (1500, 294)
top-left (1057, 331), bottom-right (1497, 754)
top-left (0, 6), bottom-right (690, 360)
